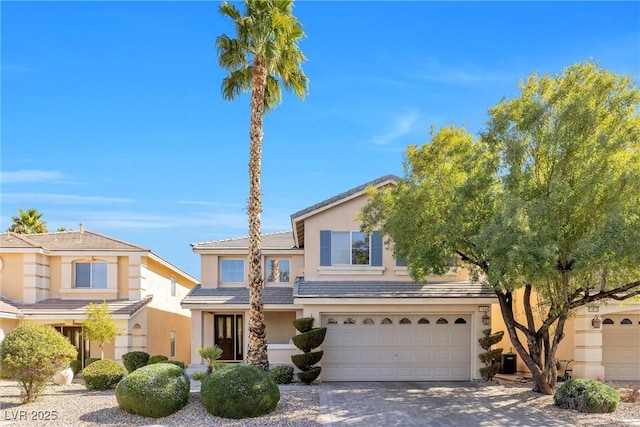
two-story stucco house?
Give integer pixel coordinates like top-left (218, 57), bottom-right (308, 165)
top-left (182, 175), bottom-right (498, 381)
top-left (0, 228), bottom-right (197, 366)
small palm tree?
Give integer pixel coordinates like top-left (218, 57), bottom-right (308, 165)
top-left (198, 345), bottom-right (224, 374)
top-left (7, 208), bottom-right (48, 234)
top-left (217, 0), bottom-right (308, 370)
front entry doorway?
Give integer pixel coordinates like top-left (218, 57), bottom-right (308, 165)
top-left (214, 314), bottom-right (243, 361)
top-left (54, 326), bottom-right (89, 367)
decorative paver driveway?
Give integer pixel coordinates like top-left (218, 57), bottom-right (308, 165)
top-left (319, 381), bottom-right (567, 426)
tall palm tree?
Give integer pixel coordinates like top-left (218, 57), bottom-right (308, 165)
top-left (7, 208), bottom-right (49, 234)
top-left (217, 0), bottom-right (308, 370)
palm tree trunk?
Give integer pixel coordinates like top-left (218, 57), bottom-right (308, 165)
top-left (246, 56), bottom-right (269, 371)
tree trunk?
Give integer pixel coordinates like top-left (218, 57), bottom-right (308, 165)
top-left (246, 56), bottom-right (269, 371)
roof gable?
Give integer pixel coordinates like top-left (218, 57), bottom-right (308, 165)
top-left (290, 175), bottom-right (399, 248)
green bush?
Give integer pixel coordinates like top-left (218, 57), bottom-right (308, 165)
top-left (291, 328), bottom-right (327, 353)
top-left (70, 360), bottom-right (82, 376)
top-left (201, 364), bottom-right (280, 419)
top-left (554, 379), bottom-right (620, 413)
top-left (270, 365), bottom-right (294, 384)
top-left (291, 351), bottom-right (323, 371)
top-left (297, 366), bottom-right (321, 385)
top-left (83, 360), bottom-right (126, 390)
top-left (293, 317), bottom-right (315, 333)
top-left (84, 357), bottom-right (101, 368)
top-left (148, 354), bottom-right (169, 364)
top-left (116, 363), bottom-right (190, 418)
top-left (165, 360), bottom-right (185, 369)
top-left (0, 323), bottom-right (77, 403)
top-left (122, 351), bottom-right (149, 373)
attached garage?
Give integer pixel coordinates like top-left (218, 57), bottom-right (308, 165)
top-left (602, 314), bottom-right (640, 381)
top-left (321, 314), bottom-right (471, 381)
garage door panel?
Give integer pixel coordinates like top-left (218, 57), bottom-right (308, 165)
top-left (322, 314), bottom-right (471, 381)
top-left (602, 315), bottom-right (640, 381)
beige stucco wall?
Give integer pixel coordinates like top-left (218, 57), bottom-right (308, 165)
top-left (265, 311), bottom-right (297, 344)
top-left (48, 257), bottom-right (61, 297)
top-left (146, 307), bottom-right (191, 364)
top-left (0, 253), bottom-right (24, 301)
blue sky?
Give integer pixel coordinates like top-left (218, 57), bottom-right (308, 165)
top-left (2, 1), bottom-right (638, 279)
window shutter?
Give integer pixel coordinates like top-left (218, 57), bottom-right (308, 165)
top-left (320, 230), bottom-right (331, 266)
top-left (371, 231), bottom-right (382, 266)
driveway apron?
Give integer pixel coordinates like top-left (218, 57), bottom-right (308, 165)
top-left (319, 381), bottom-right (568, 427)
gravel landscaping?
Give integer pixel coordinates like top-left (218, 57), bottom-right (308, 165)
top-left (1, 378), bottom-right (639, 426)
top-left (0, 379), bottom-right (320, 427)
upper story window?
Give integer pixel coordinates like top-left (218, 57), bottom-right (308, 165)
top-left (320, 230), bottom-right (382, 266)
top-left (75, 262), bottom-right (107, 288)
top-left (220, 259), bottom-right (244, 283)
top-left (266, 258), bottom-right (290, 283)
top-left (170, 277), bottom-right (176, 296)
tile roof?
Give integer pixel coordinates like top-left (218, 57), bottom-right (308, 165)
top-left (182, 285), bottom-right (294, 305)
top-left (0, 297), bottom-right (22, 315)
top-left (290, 174), bottom-right (399, 221)
top-left (0, 233), bottom-right (41, 249)
top-left (11, 296), bottom-right (153, 316)
top-left (293, 279), bottom-right (496, 299)
top-left (191, 231), bottom-right (296, 250)
top-left (2, 230), bottom-right (149, 251)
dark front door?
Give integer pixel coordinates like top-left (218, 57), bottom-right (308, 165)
top-left (54, 326), bottom-right (88, 366)
top-left (214, 314), bottom-right (243, 361)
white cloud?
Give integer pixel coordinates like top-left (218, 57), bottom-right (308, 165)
top-left (1, 169), bottom-right (67, 183)
top-left (372, 111), bottom-right (422, 146)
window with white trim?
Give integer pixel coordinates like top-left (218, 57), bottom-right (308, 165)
top-left (74, 262), bottom-right (107, 288)
top-left (266, 258), bottom-right (290, 283)
top-left (170, 331), bottom-right (176, 357)
top-left (320, 230), bottom-right (382, 267)
top-left (220, 259), bottom-right (244, 283)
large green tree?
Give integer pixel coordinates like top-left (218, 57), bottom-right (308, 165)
top-left (7, 208), bottom-right (48, 234)
top-left (217, 0), bottom-right (308, 370)
top-left (361, 62), bottom-right (640, 395)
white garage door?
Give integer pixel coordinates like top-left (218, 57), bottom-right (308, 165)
top-left (602, 314), bottom-right (640, 381)
top-left (321, 314), bottom-right (471, 381)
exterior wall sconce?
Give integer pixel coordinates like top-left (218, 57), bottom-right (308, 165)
top-left (479, 305), bottom-right (490, 326)
top-left (592, 315), bottom-right (602, 329)
top-left (482, 312), bottom-right (491, 326)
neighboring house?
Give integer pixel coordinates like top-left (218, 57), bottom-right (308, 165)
top-left (0, 228), bottom-right (197, 367)
top-left (492, 293), bottom-right (640, 381)
top-left (182, 175), bottom-right (498, 381)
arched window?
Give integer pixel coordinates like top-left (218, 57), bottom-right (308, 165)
top-left (454, 318), bottom-right (467, 324)
top-left (344, 317), bottom-right (356, 325)
top-left (602, 318), bottom-right (614, 325)
top-left (436, 318), bottom-right (448, 325)
top-left (621, 318), bottom-right (633, 325)
top-left (399, 318), bottom-right (411, 324)
top-left (381, 318), bottom-right (393, 325)
top-left (418, 318), bottom-right (430, 324)
top-left (326, 318), bottom-right (337, 325)
top-left (363, 318), bottom-right (374, 325)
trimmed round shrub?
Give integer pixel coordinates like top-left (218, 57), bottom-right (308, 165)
top-left (270, 365), bottom-right (294, 384)
top-left (116, 363), bottom-right (190, 418)
top-left (201, 364), bottom-right (280, 419)
top-left (291, 351), bottom-right (323, 371)
top-left (554, 379), bottom-right (620, 413)
top-left (0, 323), bottom-right (77, 403)
top-left (83, 360), bottom-right (126, 390)
top-left (292, 328), bottom-right (327, 353)
top-left (148, 354), bottom-right (169, 364)
top-left (293, 317), bottom-right (315, 333)
top-left (297, 366), bottom-right (321, 385)
top-left (122, 351), bottom-right (149, 373)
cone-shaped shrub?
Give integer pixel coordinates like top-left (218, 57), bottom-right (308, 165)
top-left (291, 351), bottom-right (323, 371)
top-left (478, 329), bottom-right (503, 381)
top-left (291, 317), bottom-right (326, 385)
top-left (291, 328), bottom-right (327, 353)
top-left (293, 317), bottom-right (315, 333)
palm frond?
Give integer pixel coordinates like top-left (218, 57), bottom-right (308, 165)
top-left (218, 1), bottom-right (241, 21)
top-left (216, 34), bottom-right (248, 70)
top-left (222, 67), bottom-right (252, 101)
